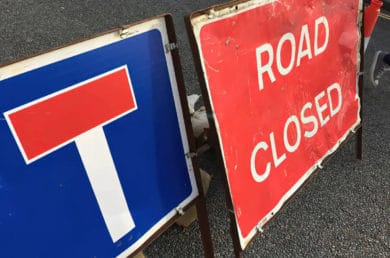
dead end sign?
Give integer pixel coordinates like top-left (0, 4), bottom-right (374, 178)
top-left (0, 16), bottom-right (198, 257)
top-left (189, 0), bottom-right (361, 249)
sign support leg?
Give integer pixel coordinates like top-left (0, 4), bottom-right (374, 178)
top-left (357, 4), bottom-right (364, 160)
top-left (196, 199), bottom-right (215, 258)
top-left (165, 14), bottom-right (215, 258)
top-left (229, 213), bottom-right (244, 258)
top-left (356, 128), bottom-right (363, 160)
top-left (192, 160), bottom-right (215, 258)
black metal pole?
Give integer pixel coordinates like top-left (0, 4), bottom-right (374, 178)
top-left (357, 2), bottom-right (364, 160)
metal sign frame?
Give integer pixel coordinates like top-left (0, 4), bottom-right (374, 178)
top-left (0, 14), bottom-right (213, 257)
top-left (186, 0), bottom-right (363, 256)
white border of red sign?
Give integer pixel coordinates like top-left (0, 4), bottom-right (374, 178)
top-left (0, 16), bottom-right (199, 257)
top-left (190, 0), bottom-right (362, 250)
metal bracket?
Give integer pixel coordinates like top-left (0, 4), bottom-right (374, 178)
top-left (165, 42), bottom-right (178, 53)
top-left (119, 28), bottom-right (138, 39)
top-left (176, 207), bottom-right (185, 216)
top-left (256, 224), bottom-right (264, 233)
top-left (185, 152), bottom-right (197, 159)
top-left (207, 9), bottom-right (216, 19)
top-left (357, 71), bottom-right (364, 76)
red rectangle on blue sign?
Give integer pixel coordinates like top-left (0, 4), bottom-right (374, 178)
top-left (5, 66), bottom-right (136, 162)
top-left (191, 0), bottom-right (360, 248)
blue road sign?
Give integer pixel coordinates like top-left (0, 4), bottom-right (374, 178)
top-left (0, 17), bottom-right (197, 257)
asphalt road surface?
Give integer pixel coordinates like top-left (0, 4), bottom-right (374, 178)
top-left (0, 1), bottom-right (389, 257)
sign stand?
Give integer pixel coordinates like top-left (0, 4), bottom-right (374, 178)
top-left (356, 4), bottom-right (365, 160)
top-left (186, 0), bottom-right (363, 256)
top-left (164, 15), bottom-right (215, 258)
top-left (185, 9), bottom-right (245, 257)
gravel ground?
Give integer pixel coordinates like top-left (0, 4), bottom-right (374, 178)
top-left (0, 1), bottom-right (389, 257)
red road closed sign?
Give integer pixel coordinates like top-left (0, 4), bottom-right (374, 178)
top-left (190, 0), bottom-right (361, 248)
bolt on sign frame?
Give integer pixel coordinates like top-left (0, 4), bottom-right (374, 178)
top-left (186, 0), bottom-right (363, 256)
top-left (0, 14), bottom-right (213, 257)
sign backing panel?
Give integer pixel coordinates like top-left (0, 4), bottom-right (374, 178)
top-left (0, 15), bottom-right (198, 257)
top-left (189, 0), bottom-right (362, 249)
